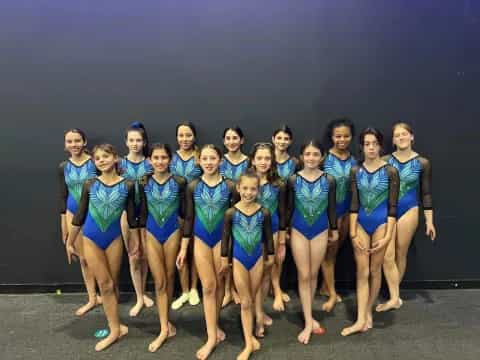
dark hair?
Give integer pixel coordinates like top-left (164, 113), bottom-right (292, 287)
top-left (249, 142), bottom-right (281, 184)
top-left (299, 139), bottom-right (325, 169)
top-left (125, 121), bottom-right (149, 157)
top-left (199, 144), bottom-right (223, 159)
top-left (272, 124), bottom-right (293, 139)
top-left (323, 117), bottom-right (355, 149)
top-left (359, 127), bottom-right (384, 156)
top-left (64, 128), bottom-right (87, 143)
top-left (238, 168), bottom-right (260, 187)
top-left (149, 143), bottom-right (173, 160)
top-left (92, 143), bottom-right (120, 174)
top-left (64, 128), bottom-right (89, 155)
top-left (222, 126), bottom-right (244, 139)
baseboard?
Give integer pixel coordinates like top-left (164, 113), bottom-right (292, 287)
top-left (0, 280), bottom-right (479, 294)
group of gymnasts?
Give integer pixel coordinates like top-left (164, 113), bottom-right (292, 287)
top-left (59, 119), bottom-right (436, 359)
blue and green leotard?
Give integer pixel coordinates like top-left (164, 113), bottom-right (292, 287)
top-left (58, 158), bottom-right (97, 214)
top-left (350, 164), bottom-right (400, 236)
top-left (384, 154), bottom-right (432, 219)
top-left (219, 156), bottom-right (249, 182)
top-left (169, 151), bottom-right (202, 183)
top-left (287, 173), bottom-right (338, 239)
top-left (256, 180), bottom-right (287, 234)
top-left (221, 207), bottom-right (275, 270)
top-left (276, 156), bottom-right (299, 181)
top-left (138, 175), bottom-right (187, 244)
top-left (183, 177), bottom-right (238, 248)
top-left (323, 152), bottom-right (357, 218)
top-left (72, 178), bottom-right (138, 249)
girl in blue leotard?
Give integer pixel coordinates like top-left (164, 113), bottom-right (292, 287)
top-left (176, 144), bottom-right (238, 360)
top-left (287, 140), bottom-right (338, 345)
top-left (250, 143), bottom-right (288, 338)
top-left (66, 144), bottom-right (141, 351)
top-left (377, 122), bottom-right (436, 312)
top-left (341, 128), bottom-right (399, 337)
top-left (220, 127), bottom-right (249, 308)
top-left (320, 118), bottom-right (357, 312)
top-left (170, 122), bottom-right (202, 310)
top-left (272, 125), bottom-right (299, 181)
top-left (58, 129), bottom-right (100, 316)
top-left (138, 143), bottom-right (186, 352)
top-left (119, 121), bottom-right (154, 317)
top-left (219, 169), bottom-right (274, 360)
top-left (219, 126), bottom-right (249, 182)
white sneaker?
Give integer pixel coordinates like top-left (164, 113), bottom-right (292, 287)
top-left (188, 288), bottom-right (200, 306)
top-left (171, 292), bottom-right (189, 310)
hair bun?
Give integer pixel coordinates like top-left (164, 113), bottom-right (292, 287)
top-left (130, 121), bottom-right (144, 129)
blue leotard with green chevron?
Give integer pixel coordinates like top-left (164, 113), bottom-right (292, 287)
top-left (385, 155), bottom-right (432, 219)
top-left (287, 174), bottom-right (337, 240)
top-left (119, 157), bottom-right (153, 209)
top-left (72, 178), bottom-right (138, 249)
top-left (58, 159), bottom-right (97, 214)
top-left (350, 165), bottom-right (400, 235)
top-left (257, 181), bottom-right (287, 233)
top-left (276, 157), bottom-right (297, 181)
top-left (221, 207), bottom-right (274, 270)
top-left (323, 152), bottom-right (357, 218)
top-left (169, 152), bottom-right (202, 182)
top-left (219, 157), bottom-right (249, 181)
top-left (138, 175), bottom-right (186, 244)
top-left (183, 178), bottom-right (237, 248)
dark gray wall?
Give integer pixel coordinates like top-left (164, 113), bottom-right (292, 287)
top-left (0, 0), bottom-right (478, 286)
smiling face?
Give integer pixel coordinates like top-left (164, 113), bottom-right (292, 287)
top-left (272, 131), bottom-right (292, 152)
top-left (237, 176), bottom-right (259, 204)
top-left (64, 131), bottom-right (86, 156)
top-left (199, 147), bottom-right (221, 176)
top-left (126, 130), bottom-right (145, 155)
top-left (393, 125), bottom-right (414, 151)
top-left (150, 148), bottom-right (171, 174)
top-left (94, 148), bottom-right (118, 173)
top-left (332, 125), bottom-right (352, 151)
top-left (302, 144), bottom-right (323, 170)
top-left (252, 148), bottom-right (273, 175)
top-left (362, 134), bottom-right (381, 160)
top-left (177, 125), bottom-right (195, 151)
top-left (224, 129), bottom-right (244, 153)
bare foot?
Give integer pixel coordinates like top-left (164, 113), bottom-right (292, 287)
top-left (143, 294), bottom-right (154, 308)
top-left (216, 328), bottom-right (226, 343)
top-left (318, 286), bottom-right (328, 297)
top-left (196, 340), bottom-right (217, 360)
top-left (365, 313), bottom-right (373, 330)
top-left (252, 337), bottom-right (261, 352)
top-left (168, 322), bottom-right (177, 337)
top-left (341, 322), bottom-right (367, 337)
top-left (94, 325), bottom-right (128, 351)
top-left (237, 345), bottom-right (253, 360)
top-left (222, 293), bottom-right (232, 308)
top-left (281, 292), bottom-right (290, 302)
top-left (129, 301), bottom-right (144, 317)
top-left (75, 300), bottom-right (97, 317)
top-left (263, 313), bottom-right (273, 326)
top-left (148, 330), bottom-right (169, 352)
top-left (273, 294), bottom-right (285, 312)
top-left (375, 298), bottom-right (403, 312)
top-left (233, 290), bottom-right (240, 305)
top-left (297, 326), bottom-right (312, 344)
top-left (322, 297), bottom-right (337, 313)
top-left (255, 323), bottom-right (264, 338)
